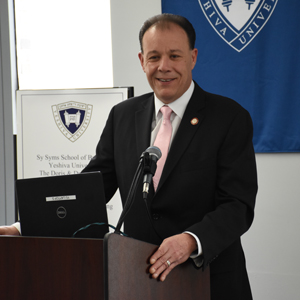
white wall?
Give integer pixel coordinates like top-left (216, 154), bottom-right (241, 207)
top-left (243, 153), bottom-right (300, 299)
top-left (110, 0), bottom-right (160, 97)
top-left (111, 1), bottom-right (300, 299)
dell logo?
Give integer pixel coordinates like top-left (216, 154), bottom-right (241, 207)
top-left (56, 206), bottom-right (67, 219)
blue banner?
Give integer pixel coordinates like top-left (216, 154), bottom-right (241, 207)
top-left (162, 0), bottom-right (300, 152)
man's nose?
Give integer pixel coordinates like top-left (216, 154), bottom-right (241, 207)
top-left (158, 56), bottom-right (171, 72)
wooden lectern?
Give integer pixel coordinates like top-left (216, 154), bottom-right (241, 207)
top-left (0, 233), bottom-right (210, 300)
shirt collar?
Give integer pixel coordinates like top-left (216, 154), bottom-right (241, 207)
top-left (154, 81), bottom-right (195, 119)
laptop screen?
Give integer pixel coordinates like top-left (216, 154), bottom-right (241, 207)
top-left (16, 172), bottom-right (108, 239)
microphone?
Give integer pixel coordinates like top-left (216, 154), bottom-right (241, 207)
top-left (141, 146), bottom-right (161, 199)
top-left (115, 146), bottom-right (161, 234)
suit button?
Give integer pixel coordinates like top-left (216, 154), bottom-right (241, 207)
top-left (152, 214), bottom-right (160, 220)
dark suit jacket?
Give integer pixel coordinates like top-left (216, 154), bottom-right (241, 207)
top-left (83, 82), bottom-right (257, 300)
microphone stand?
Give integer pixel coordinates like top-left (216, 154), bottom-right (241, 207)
top-left (114, 149), bottom-right (163, 242)
top-left (114, 154), bottom-right (146, 234)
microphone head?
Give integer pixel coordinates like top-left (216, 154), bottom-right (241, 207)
top-left (144, 146), bottom-right (162, 161)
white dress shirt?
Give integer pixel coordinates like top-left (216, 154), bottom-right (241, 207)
top-left (12, 221), bottom-right (21, 233)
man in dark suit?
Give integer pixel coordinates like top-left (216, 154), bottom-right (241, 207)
top-left (0, 13), bottom-right (257, 299)
top-left (82, 13), bottom-right (257, 300)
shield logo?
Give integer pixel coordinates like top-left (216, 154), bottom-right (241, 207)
top-left (52, 101), bottom-right (93, 142)
top-left (198, 0), bottom-right (278, 52)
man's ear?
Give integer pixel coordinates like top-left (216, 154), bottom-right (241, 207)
top-left (138, 52), bottom-right (145, 72)
top-left (191, 48), bottom-right (198, 70)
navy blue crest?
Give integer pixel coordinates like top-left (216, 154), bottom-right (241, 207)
top-left (52, 101), bottom-right (93, 142)
top-left (59, 108), bottom-right (86, 135)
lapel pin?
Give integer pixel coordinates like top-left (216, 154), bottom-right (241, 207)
top-left (191, 118), bottom-right (199, 125)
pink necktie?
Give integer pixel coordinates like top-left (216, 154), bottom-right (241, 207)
top-left (153, 105), bottom-right (173, 191)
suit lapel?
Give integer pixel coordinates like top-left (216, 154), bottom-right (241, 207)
top-left (135, 94), bottom-right (155, 158)
top-left (156, 83), bottom-right (207, 192)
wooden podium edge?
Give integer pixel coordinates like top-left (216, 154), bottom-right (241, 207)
top-left (103, 233), bottom-right (210, 300)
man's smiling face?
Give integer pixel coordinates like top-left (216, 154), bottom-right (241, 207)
top-left (138, 22), bottom-right (198, 104)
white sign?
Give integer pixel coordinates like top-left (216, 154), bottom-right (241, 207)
top-left (17, 88), bottom-right (130, 228)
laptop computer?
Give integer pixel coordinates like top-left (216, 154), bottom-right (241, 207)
top-left (16, 172), bottom-right (109, 239)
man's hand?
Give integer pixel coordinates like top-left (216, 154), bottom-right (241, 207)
top-left (0, 225), bottom-right (20, 236)
top-left (149, 233), bottom-right (197, 281)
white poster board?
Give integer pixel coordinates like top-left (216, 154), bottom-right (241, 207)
top-left (17, 88), bottom-right (130, 229)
